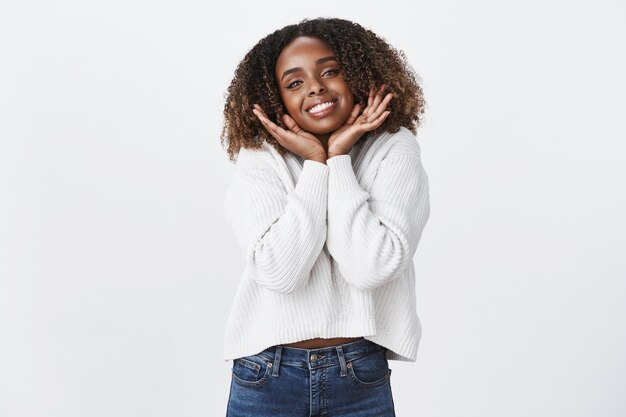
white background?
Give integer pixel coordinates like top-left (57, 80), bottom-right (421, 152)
top-left (1, 0), bottom-right (625, 416)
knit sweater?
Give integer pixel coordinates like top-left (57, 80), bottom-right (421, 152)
top-left (222, 126), bottom-right (430, 362)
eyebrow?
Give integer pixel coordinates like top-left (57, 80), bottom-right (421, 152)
top-left (280, 56), bottom-right (338, 81)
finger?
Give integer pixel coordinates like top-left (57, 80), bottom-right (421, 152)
top-left (374, 93), bottom-right (395, 117)
top-left (382, 91), bottom-right (394, 107)
top-left (252, 107), bottom-right (270, 124)
top-left (253, 108), bottom-right (290, 142)
top-left (282, 114), bottom-right (304, 134)
top-left (370, 84), bottom-right (387, 112)
top-left (253, 110), bottom-right (278, 138)
top-left (364, 84), bottom-right (387, 117)
top-left (368, 86), bottom-right (376, 104)
top-left (253, 105), bottom-right (279, 129)
top-left (366, 92), bottom-right (394, 121)
top-left (358, 110), bottom-right (390, 132)
top-left (253, 104), bottom-right (271, 120)
top-left (345, 103), bottom-right (362, 125)
top-left (363, 86), bottom-right (376, 118)
top-left (372, 110), bottom-right (391, 127)
top-left (252, 104), bottom-right (268, 123)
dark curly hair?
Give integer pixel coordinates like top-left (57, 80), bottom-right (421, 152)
top-left (220, 17), bottom-right (426, 162)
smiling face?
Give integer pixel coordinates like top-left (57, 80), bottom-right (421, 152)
top-left (274, 36), bottom-right (355, 143)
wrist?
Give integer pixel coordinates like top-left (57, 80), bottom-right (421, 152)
top-left (305, 154), bottom-right (328, 164)
top-left (327, 148), bottom-right (351, 159)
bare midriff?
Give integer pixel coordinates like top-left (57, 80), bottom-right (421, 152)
top-left (282, 337), bottom-right (364, 349)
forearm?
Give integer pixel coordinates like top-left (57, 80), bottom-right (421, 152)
top-left (225, 161), bottom-right (329, 294)
top-left (326, 154), bottom-right (430, 290)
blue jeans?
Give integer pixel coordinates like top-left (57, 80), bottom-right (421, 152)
top-left (225, 338), bottom-right (396, 417)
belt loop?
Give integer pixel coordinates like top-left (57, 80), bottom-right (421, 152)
top-left (336, 345), bottom-right (348, 377)
top-left (272, 346), bottom-right (282, 377)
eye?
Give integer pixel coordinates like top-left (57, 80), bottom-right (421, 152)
top-left (286, 80), bottom-right (302, 89)
top-left (285, 68), bottom-right (340, 90)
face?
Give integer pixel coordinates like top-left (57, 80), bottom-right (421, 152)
top-left (274, 36), bottom-right (355, 139)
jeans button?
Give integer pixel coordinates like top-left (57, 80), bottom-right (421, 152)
top-left (310, 354), bottom-right (318, 361)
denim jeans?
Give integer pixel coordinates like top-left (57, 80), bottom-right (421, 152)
top-left (225, 338), bottom-right (396, 417)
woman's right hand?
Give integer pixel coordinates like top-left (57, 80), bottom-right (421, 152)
top-left (252, 104), bottom-right (326, 162)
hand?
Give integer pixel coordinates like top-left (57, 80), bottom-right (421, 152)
top-left (327, 84), bottom-right (393, 158)
top-left (252, 104), bottom-right (326, 162)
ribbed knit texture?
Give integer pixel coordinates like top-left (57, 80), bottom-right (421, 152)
top-left (222, 126), bottom-right (430, 362)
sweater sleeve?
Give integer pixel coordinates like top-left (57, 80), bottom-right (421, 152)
top-left (223, 159), bottom-right (329, 294)
top-left (326, 153), bottom-right (430, 290)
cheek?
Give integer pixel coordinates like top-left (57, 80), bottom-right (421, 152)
top-left (340, 87), bottom-right (355, 106)
top-left (278, 99), bottom-right (296, 121)
top-left (283, 96), bottom-right (301, 113)
top-left (285, 107), bottom-right (306, 125)
top-left (347, 94), bottom-right (355, 107)
top-left (346, 87), bottom-right (355, 103)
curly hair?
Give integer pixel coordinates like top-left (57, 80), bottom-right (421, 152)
top-left (220, 17), bottom-right (426, 162)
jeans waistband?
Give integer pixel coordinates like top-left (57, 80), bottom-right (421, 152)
top-left (254, 338), bottom-right (385, 375)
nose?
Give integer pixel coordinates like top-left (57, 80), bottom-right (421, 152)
top-left (308, 79), bottom-right (326, 96)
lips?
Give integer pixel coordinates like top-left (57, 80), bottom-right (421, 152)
top-left (305, 98), bottom-right (337, 113)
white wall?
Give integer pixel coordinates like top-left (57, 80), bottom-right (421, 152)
top-left (1, 0), bottom-right (625, 416)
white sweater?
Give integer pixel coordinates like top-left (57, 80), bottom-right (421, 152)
top-left (222, 126), bottom-right (430, 362)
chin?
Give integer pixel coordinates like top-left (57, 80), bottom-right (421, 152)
top-left (304, 121), bottom-right (343, 135)
top-left (307, 127), bottom-right (335, 135)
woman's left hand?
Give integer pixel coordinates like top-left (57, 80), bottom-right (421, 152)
top-left (327, 84), bottom-right (394, 158)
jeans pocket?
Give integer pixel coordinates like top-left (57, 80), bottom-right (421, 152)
top-left (231, 355), bottom-right (273, 388)
top-left (346, 347), bottom-right (391, 388)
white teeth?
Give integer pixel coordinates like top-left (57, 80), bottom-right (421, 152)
top-left (308, 101), bottom-right (334, 113)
